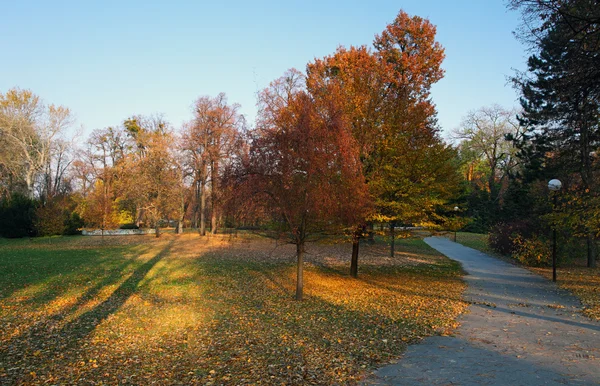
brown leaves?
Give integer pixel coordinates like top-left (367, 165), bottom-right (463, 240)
top-left (532, 265), bottom-right (600, 320)
top-left (0, 235), bottom-right (467, 385)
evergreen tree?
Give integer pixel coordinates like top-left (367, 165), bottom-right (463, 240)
top-left (511, 0), bottom-right (600, 267)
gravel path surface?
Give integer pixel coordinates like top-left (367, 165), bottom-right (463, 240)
top-left (363, 237), bottom-right (600, 385)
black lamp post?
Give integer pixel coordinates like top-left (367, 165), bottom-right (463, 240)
top-left (548, 179), bottom-right (562, 282)
top-left (453, 206), bottom-right (459, 242)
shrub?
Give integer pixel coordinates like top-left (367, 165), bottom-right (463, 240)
top-left (512, 234), bottom-right (552, 267)
top-left (35, 201), bottom-right (66, 236)
top-left (64, 212), bottom-right (84, 235)
top-left (35, 195), bottom-right (84, 236)
top-left (488, 220), bottom-right (533, 255)
top-left (119, 223), bottom-right (139, 230)
top-left (0, 193), bottom-right (38, 238)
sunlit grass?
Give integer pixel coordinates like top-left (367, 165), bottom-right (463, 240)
top-left (443, 232), bottom-right (496, 255)
top-left (0, 234), bottom-right (467, 385)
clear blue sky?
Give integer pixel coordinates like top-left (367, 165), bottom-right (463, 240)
top-left (1, 0), bottom-right (526, 140)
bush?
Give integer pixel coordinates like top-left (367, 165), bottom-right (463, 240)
top-left (35, 195), bottom-right (84, 236)
top-left (462, 220), bottom-right (488, 234)
top-left (0, 193), bottom-right (38, 238)
top-left (512, 234), bottom-right (552, 267)
top-left (119, 223), bottom-right (139, 230)
top-left (64, 212), bottom-right (84, 235)
top-left (488, 220), bottom-right (533, 255)
top-left (36, 201), bottom-right (66, 236)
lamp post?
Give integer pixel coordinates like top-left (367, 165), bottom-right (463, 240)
top-left (453, 206), bottom-right (459, 242)
top-left (548, 179), bottom-right (562, 282)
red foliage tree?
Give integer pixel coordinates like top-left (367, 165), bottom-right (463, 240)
top-left (306, 10), bottom-right (456, 271)
top-left (250, 69), bottom-right (370, 300)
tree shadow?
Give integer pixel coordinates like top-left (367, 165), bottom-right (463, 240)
top-left (0, 241), bottom-right (173, 384)
top-left (56, 241), bottom-right (172, 343)
top-left (490, 305), bottom-right (600, 332)
top-left (0, 242), bottom-right (154, 303)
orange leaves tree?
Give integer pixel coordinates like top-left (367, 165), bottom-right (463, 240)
top-left (118, 116), bottom-right (183, 237)
top-left (249, 69), bottom-right (370, 300)
top-left (371, 11), bottom-right (458, 232)
top-left (180, 93), bottom-right (244, 235)
top-left (307, 10), bottom-right (461, 267)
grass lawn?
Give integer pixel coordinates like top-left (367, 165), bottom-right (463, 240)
top-left (0, 234), bottom-right (467, 385)
top-left (443, 232), bottom-right (497, 256)
top-left (448, 232), bottom-right (600, 321)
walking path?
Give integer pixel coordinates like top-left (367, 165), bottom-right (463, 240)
top-left (364, 237), bottom-right (600, 385)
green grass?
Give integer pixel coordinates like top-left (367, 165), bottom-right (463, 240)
top-left (453, 232), bottom-right (493, 253)
top-left (0, 234), bottom-right (467, 385)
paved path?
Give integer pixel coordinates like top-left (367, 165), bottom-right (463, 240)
top-left (364, 237), bottom-right (600, 385)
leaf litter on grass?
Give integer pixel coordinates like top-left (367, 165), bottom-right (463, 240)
top-left (0, 233), bottom-right (467, 385)
top-left (532, 266), bottom-right (600, 320)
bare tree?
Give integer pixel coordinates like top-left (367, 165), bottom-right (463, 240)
top-left (454, 105), bottom-right (522, 202)
top-left (0, 88), bottom-right (74, 198)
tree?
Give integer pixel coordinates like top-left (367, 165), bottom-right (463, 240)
top-left (79, 127), bottom-right (128, 234)
top-left (509, 0), bottom-right (600, 56)
top-left (307, 46), bottom-right (385, 274)
top-left (250, 69), bottom-right (369, 300)
top-left (308, 10), bottom-right (459, 265)
top-left (81, 179), bottom-right (119, 233)
top-left (0, 193), bottom-right (38, 238)
top-left (35, 194), bottom-right (82, 236)
top-left (119, 116), bottom-right (181, 237)
top-left (455, 105), bottom-right (522, 203)
top-left (0, 88), bottom-right (74, 198)
top-left (181, 93), bottom-right (244, 235)
top-left (370, 9), bottom-right (459, 247)
top-left (511, 0), bottom-right (600, 267)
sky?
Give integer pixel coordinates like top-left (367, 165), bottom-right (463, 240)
top-left (1, 0), bottom-right (527, 141)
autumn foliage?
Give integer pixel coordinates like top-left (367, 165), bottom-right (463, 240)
top-left (1, 8), bottom-right (460, 297)
top-left (307, 10), bottom-right (459, 267)
top-left (249, 70), bottom-right (371, 299)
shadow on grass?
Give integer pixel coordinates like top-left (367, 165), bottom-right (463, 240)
top-left (0, 239), bottom-right (462, 384)
top-left (0, 241), bottom-right (173, 384)
top-left (0, 242), bottom-right (150, 303)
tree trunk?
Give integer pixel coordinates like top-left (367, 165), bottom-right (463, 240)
top-left (211, 160), bottom-right (219, 235)
top-left (579, 106), bottom-right (595, 268)
top-left (587, 234), bottom-right (597, 268)
top-left (193, 179), bottom-right (200, 228)
top-left (25, 171), bottom-right (34, 199)
top-left (367, 222), bottom-right (375, 244)
top-left (155, 222), bottom-right (160, 238)
top-left (488, 174), bottom-right (498, 202)
top-left (176, 192), bottom-right (188, 235)
top-left (135, 205), bottom-right (142, 228)
top-left (211, 212), bottom-right (217, 234)
top-left (200, 178), bottom-right (206, 236)
top-left (296, 242), bottom-right (304, 301)
top-left (390, 221), bottom-right (396, 258)
top-left (351, 233), bottom-right (360, 278)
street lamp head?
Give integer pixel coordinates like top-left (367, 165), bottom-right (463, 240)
top-left (548, 179), bottom-right (562, 191)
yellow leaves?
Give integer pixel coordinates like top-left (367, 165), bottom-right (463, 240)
top-left (532, 264), bottom-right (600, 320)
top-left (0, 234), bottom-right (467, 385)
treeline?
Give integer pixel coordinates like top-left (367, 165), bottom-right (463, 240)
top-left (2, 2), bottom-right (597, 285)
top-left (454, 0), bottom-right (600, 268)
top-left (1, 10), bottom-right (463, 299)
